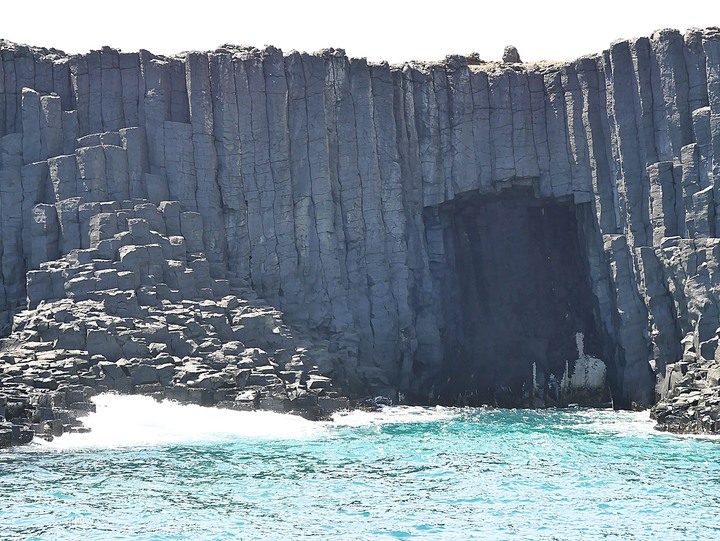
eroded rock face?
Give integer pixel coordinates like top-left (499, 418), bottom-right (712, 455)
top-left (1, 28), bottom-right (720, 436)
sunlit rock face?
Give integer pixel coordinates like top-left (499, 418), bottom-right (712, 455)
top-left (1, 28), bottom-right (720, 431)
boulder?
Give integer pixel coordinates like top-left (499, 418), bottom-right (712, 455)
top-left (502, 45), bottom-right (522, 63)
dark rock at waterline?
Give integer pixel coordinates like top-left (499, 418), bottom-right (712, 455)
top-left (0, 429), bottom-right (12, 448)
top-left (651, 360), bottom-right (720, 434)
top-left (0, 421), bottom-right (33, 447)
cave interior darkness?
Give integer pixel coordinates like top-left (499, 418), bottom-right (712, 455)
top-left (426, 188), bottom-right (606, 407)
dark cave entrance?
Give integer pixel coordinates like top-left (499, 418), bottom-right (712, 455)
top-left (424, 188), bottom-right (607, 407)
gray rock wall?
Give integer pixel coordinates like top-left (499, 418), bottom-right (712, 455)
top-left (1, 29), bottom-right (720, 410)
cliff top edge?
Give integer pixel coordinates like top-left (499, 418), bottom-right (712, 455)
top-left (1, 26), bottom-right (719, 75)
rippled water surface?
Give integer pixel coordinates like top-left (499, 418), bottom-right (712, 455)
top-left (2, 395), bottom-right (720, 540)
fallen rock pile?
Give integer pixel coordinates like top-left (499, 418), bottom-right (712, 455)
top-left (0, 197), bottom-right (356, 448)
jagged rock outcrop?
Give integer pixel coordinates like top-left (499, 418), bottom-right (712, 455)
top-left (1, 27), bottom-right (720, 436)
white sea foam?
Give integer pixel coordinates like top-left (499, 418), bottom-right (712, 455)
top-left (331, 405), bottom-right (460, 427)
top-left (34, 393), bottom-right (327, 450)
top-left (570, 408), bottom-right (659, 437)
top-left (30, 396), bottom-right (460, 451)
top-left (569, 408), bottom-right (720, 440)
top-left (31, 394), bottom-right (702, 451)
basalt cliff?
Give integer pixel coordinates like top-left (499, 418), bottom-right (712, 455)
top-left (1, 28), bottom-right (720, 445)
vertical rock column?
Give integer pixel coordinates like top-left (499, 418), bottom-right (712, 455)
top-left (561, 63), bottom-right (594, 202)
top-left (119, 52), bottom-right (140, 128)
top-left (303, 52), bottom-right (346, 331)
top-left (649, 30), bottom-right (693, 163)
top-left (0, 134), bottom-right (24, 327)
top-left (488, 69), bottom-right (515, 183)
top-left (139, 50), bottom-right (171, 175)
top-left (703, 30), bottom-right (720, 219)
top-left (14, 47), bottom-right (37, 132)
top-left (21, 88), bottom-right (41, 164)
top-left (648, 161), bottom-right (680, 243)
top-left (2, 47), bottom-right (19, 133)
top-left (30, 203), bottom-right (59, 269)
top-left (285, 52), bottom-right (328, 327)
top-left (185, 52), bottom-right (225, 277)
top-left (264, 48), bottom-right (299, 311)
top-left (371, 62), bottom-right (409, 375)
top-left (603, 234), bottom-right (653, 407)
top-left (350, 59), bottom-right (394, 368)
top-left (0, 53), bottom-right (5, 137)
top-left (510, 69), bottom-right (540, 183)
top-left (332, 54), bottom-right (373, 364)
top-left (100, 47), bottom-right (124, 131)
top-left (606, 40), bottom-right (651, 246)
top-left (69, 55), bottom-right (89, 136)
top-left (245, 49), bottom-right (282, 298)
top-left (40, 94), bottom-right (63, 161)
top-left (469, 68), bottom-right (493, 193)
top-left (634, 245), bottom-right (681, 374)
top-left (528, 70), bottom-right (552, 197)
top-left (431, 66), bottom-right (453, 199)
top-left (209, 50), bottom-right (250, 285)
top-left (394, 66), bottom-right (444, 396)
top-left (576, 57), bottom-right (618, 233)
top-left (543, 70), bottom-right (573, 197)
top-left (446, 63), bottom-right (478, 195)
top-left (413, 66), bottom-right (444, 206)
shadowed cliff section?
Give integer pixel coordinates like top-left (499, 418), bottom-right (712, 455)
top-left (425, 190), bottom-right (608, 408)
top-left (1, 28), bottom-right (720, 434)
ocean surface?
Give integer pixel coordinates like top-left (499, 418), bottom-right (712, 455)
top-left (2, 395), bottom-right (719, 541)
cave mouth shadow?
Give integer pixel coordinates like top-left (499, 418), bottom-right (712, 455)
top-left (424, 188), bottom-right (607, 408)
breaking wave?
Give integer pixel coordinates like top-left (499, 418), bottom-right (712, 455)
top-left (35, 394), bottom-right (327, 449)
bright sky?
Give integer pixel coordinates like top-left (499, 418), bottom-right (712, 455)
top-left (1, 1), bottom-right (718, 63)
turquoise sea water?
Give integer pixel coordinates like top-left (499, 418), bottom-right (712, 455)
top-left (2, 395), bottom-right (720, 541)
